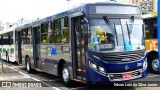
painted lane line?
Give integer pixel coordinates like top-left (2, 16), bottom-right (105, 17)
top-left (5, 65), bottom-right (61, 90)
top-left (147, 75), bottom-right (160, 77)
top-left (71, 86), bottom-right (88, 90)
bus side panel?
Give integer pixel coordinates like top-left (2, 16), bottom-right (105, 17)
top-left (21, 43), bottom-right (26, 64)
top-left (8, 45), bottom-right (16, 62)
top-left (22, 44), bottom-right (34, 66)
top-left (41, 44), bottom-right (72, 76)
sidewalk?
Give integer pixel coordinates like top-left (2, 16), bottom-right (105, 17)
top-left (0, 64), bottom-right (33, 81)
top-left (0, 63), bottom-right (57, 90)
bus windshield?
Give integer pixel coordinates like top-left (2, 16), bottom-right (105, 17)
top-left (121, 19), bottom-right (144, 46)
top-left (88, 19), bottom-right (116, 51)
top-left (88, 19), bottom-right (144, 52)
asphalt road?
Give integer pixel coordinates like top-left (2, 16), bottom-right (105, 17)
top-left (1, 61), bottom-right (160, 90)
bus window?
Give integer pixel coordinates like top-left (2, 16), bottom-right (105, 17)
top-left (53, 17), bottom-right (69, 43)
top-left (48, 21), bottom-right (54, 43)
top-left (41, 22), bottom-right (49, 44)
top-left (144, 18), bottom-right (157, 39)
top-left (53, 19), bottom-right (62, 43)
top-left (41, 34), bottom-right (47, 43)
top-left (28, 27), bottom-right (32, 35)
top-left (8, 32), bottom-right (13, 45)
top-left (2, 33), bottom-right (9, 45)
top-left (26, 27), bottom-right (32, 44)
top-left (21, 29), bottom-right (28, 44)
top-left (62, 17), bottom-right (69, 43)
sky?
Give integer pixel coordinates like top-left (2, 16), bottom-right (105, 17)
top-left (0, 0), bottom-right (106, 23)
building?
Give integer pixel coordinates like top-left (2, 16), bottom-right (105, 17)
top-left (153, 0), bottom-right (157, 12)
top-left (116, 0), bottom-right (141, 6)
top-left (128, 0), bottom-right (141, 5)
top-left (106, 0), bottom-right (157, 14)
top-left (140, 0), bottom-right (157, 14)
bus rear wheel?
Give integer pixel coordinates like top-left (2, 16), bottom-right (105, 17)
top-left (61, 64), bottom-right (72, 86)
top-left (148, 54), bottom-right (159, 74)
top-left (25, 57), bottom-right (33, 73)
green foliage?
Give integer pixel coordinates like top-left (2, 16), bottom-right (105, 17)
top-left (142, 10), bottom-right (149, 15)
top-left (55, 19), bottom-right (61, 30)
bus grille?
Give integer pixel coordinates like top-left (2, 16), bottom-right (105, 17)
top-left (102, 50), bottom-right (145, 62)
top-left (108, 69), bottom-right (142, 81)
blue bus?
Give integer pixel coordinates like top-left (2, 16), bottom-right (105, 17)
top-left (15, 2), bottom-right (147, 85)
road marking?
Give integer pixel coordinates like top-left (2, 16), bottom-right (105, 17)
top-left (0, 75), bottom-right (31, 80)
top-left (71, 86), bottom-right (89, 90)
top-left (48, 79), bottom-right (61, 82)
top-left (147, 74), bottom-right (160, 77)
top-left (5, 65), bottom-right (61, 90)
top-left (147, 73), bottom-right (160, 77)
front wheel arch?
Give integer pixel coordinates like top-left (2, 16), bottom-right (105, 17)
top-left (147, 51), bottom-right (159, 74)
top-left (58, 60), bottom-right (72, 86)
top-left (61, 63), bottom-right (72, 86)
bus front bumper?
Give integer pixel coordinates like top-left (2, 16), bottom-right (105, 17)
top-left (86, 57), bottom-right (148, 84)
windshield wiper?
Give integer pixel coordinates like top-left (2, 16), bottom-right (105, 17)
top-left (125, 16), bottom-right (135, 43)
top-left (113, 22), bottom-right (118, 46)
top-left (126, 21), bottom-right (131, 43)
top-left (103, 16), bottom-right (115, 34)
top-left (103, 16), bottom-right (118, 45)
top-left (129, 16), bottom-right (135, 34)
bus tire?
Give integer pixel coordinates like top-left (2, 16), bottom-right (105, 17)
top-left (61, 64), bottom-right (72, 86)
top-left (148, 54), bottom-right (159, 74)
top-left (25, 57), bottom-right (33, 73)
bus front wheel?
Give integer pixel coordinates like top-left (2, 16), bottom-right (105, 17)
top-left (148, 54), bottom-right (159, 74)
top-left (25, 57), bottom-right (33, 73)
top-left (61, 64), bottom-right (71, 86)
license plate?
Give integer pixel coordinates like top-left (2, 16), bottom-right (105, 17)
top-left (122, 73), bottom-right (132, 79)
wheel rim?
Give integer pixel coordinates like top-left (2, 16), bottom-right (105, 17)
top-left (152, 58), bottom-right (159, 72)
top-left (62, 67), bottom-right (69, 82)
top-left (26, 59), bottom-right (30, 71)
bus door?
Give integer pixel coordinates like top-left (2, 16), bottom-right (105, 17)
top-left (70, 12), bottom-right (86, 81)
top-left (32, 26), bottom-right (41, 69)
top-left (17, 31), bottom-right (22, 64)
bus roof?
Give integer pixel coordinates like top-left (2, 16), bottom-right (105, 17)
top-left (15, 2), bottom-right (138, 30)
top-left (0, 27), bottom-right (15, 35)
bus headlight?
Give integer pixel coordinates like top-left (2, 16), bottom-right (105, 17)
top-left (89, 61), bottom-right (107, 75)
top-left (89, 61), bottom-right (97, 70)
top-left (99, 66), bottom-right (106, 74)
top-left (143, 59), bottom-right (147, 70)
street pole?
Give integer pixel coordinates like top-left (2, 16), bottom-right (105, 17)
top-left (67, 0), bottom-right (71, 9)
top-left (21, 18), bottom-right (23, 25)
